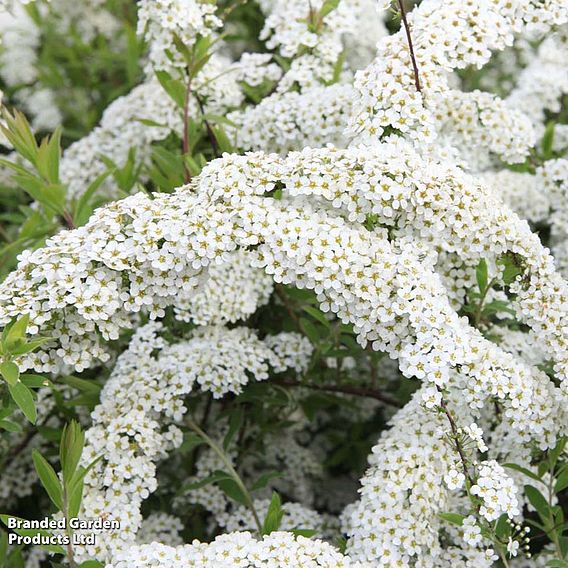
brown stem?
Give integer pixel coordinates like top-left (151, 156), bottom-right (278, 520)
top-left (274, 378), bottom-right (402, 408)
top-left (437, 386), bottom-right (475, 487)
top-left (397, 0), bottom-right (422, 92)
top-left (195, 94), bottom-right (220, 158)
top-left (62, 210), bottom-right (76, 230)
top-left (183, 77), bottom-right (193, 183)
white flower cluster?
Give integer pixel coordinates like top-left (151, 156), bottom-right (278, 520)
top-left (2, 117), bottom-right (568, 566)
top-left (263, 332), bottom-right (313, 374)
top-left (480, 170), bottom-right (551, 225)
top-left (260, 0), bottom-right (385, 91)
top-left (60, 79), bottom-right (181, 199)
top-left (109, 531), bottom-right (370, 568)
top-left (233, 52), bottom-right (283, 88)
top-left (343, 389), bottom-right (503, 566)
top-left (229, 84), bottom-right (354, 153)
top-left (174, 250), bottom-right (274, 326)
top-left (0, 0), bottom-right (121, 129)
top-left (137, 0), bottom-right (221, 72)
top-left (507, 29), bottom-right (568, 130)
top-left (432, 90), bottom-right (535, 169)
top-left (0, 4), bottom-right (62, 130)
top-left (137, 513), bottom-right (184, 546)
top-left (2, 144), bottom-right (567, 436)
top-left (74, 322), bottom-right (310, 562)
top-left (470, 460), bottom-right (520, 522)
top-left (462, 423), bottom-right (488, 453)
top-left (349, 0), bottom-right (568, 146)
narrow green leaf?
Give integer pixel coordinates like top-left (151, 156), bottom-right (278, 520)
top-left (555, 468), bottom-right (568, 494)
top-left (503, 463), bottom-right (542, 482)
top-left (0, 419), bottom-right (22, 433)
top-left (302, 306), bottom-right (331, 328)
top-left (320, 0), bottom-right (340, 19)
top-left (4, 315), bottom-right (29, 350)
top-left (223, 406), bottom-right (245, 451)
top-left (525, 484), bottom-right (550, 520)
top-left (476, 259), bottom-right (488, 294)
top-left (542, 122), bottom-right (555, 159)
top-left (439, 512), bottom-right (465, 526)
top-left (179, 471), bottom-right (233, 494)
top-left (546, 560), bottom-right (568, 568)
top-left (217, 477), bottom-right (249, 506)
top-left (60, 375), bottom-right (101, 394)
top-left (0, 527), bottom-right (7, 562)
top-left (262, 492), bottom-right (284, 535)
top-left (299, 318), bottom-right (320, 343)
top-left (0, 361), bottom-right (20, 386)
top-left (251, 471), bottom-right (283, 491)
top-left (31, 450), bottom-right (63, 510)
top-left (8, 381), bottom-right (36, 423)
top-left (60, 420), bottom-right (85, 485)
top-left (0, 516), bottom-right (64, 555)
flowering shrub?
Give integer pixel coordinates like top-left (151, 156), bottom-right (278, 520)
top-left (0, 0), bottom-right (567, 567)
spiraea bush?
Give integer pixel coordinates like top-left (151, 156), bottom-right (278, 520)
top-left (0, 0), bottom-right (567, 567)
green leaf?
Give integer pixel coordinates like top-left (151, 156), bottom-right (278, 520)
top-left (542, 122), bottom-right (555, 160)
top-left (68, 476), bottom-right (85, 519)
top-left (4, 314), bottom-right (29, 350)
top-left (79, 562), bottom-right (104, 568)
top-left (0, 419), bottom-right (22, 433)
top-left (223, 406), bottom-right (245, 450)
top-left (251, 471), bottom-right (283, 491)
top-left (60, 375), bottom-right (101, 394)
top-left (10, 337), bottom-right (50, 356)
top-left (8, 381), bottom-right (36, 423)
top-left (179, 470), bottom-right (233, 494)
top-left (179, 432), bottom-right (206, 454)
top-left (439, 513), bottom-right (465, 526)
top-left (262, 492), bottom-right (284, 535)
top-left (299, 318), bottom-right (320, 343)
top-left (60, 420), bottom-right (85, 485)
top-left (546, 560), bottom-right (568, 568)
top-left (32, 449), bottom-right (63, 510)
top-left (155, 70), bottom-right (186, 108)
top-left (498, 254), bottom-right (522, 285)
top-left (291, 529), bottom-right (318, 538)
top-left (503, 463), bottom-right (542, 482)
top-left (525, 484), bottom-right (550, 520)
top-left (476, 259), bottom-right (488, 294)
top-left (217, 477), bottom-right (249, 506)
top-left (320, 0), bottom-right (340, 19)
top-left (0, 516), bottom-right (64, 555)
top-left (302, 306), bottom-right (331, 328)
top-left (555, 467), bottom-right (568, 493)
top-left (0, 361), bottom-right (20, 386)
top-left (73, 170), bottom-right (112, 227)
top-left (494, 514), bottom-right (510, 539)
top-left (20, 374), bottom-right (49, 388)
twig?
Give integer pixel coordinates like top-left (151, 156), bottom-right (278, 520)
top-left (195, 94), bottom-right (220, 158)
top-left (274, 378), bottom-right (402, 408)
top-left (436, 386), bottom-right (475, 487)
top-left (182, 77), bottom-right (193, 183)
top-left (62, 210), bottom-right (76, 230)
top-left (397, 0), bottom-right (421, 92)
top-left (186, 417), bottom-right (263, 536)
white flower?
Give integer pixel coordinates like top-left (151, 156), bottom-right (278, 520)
top-left (444, 468), bottom-right (465, 491)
